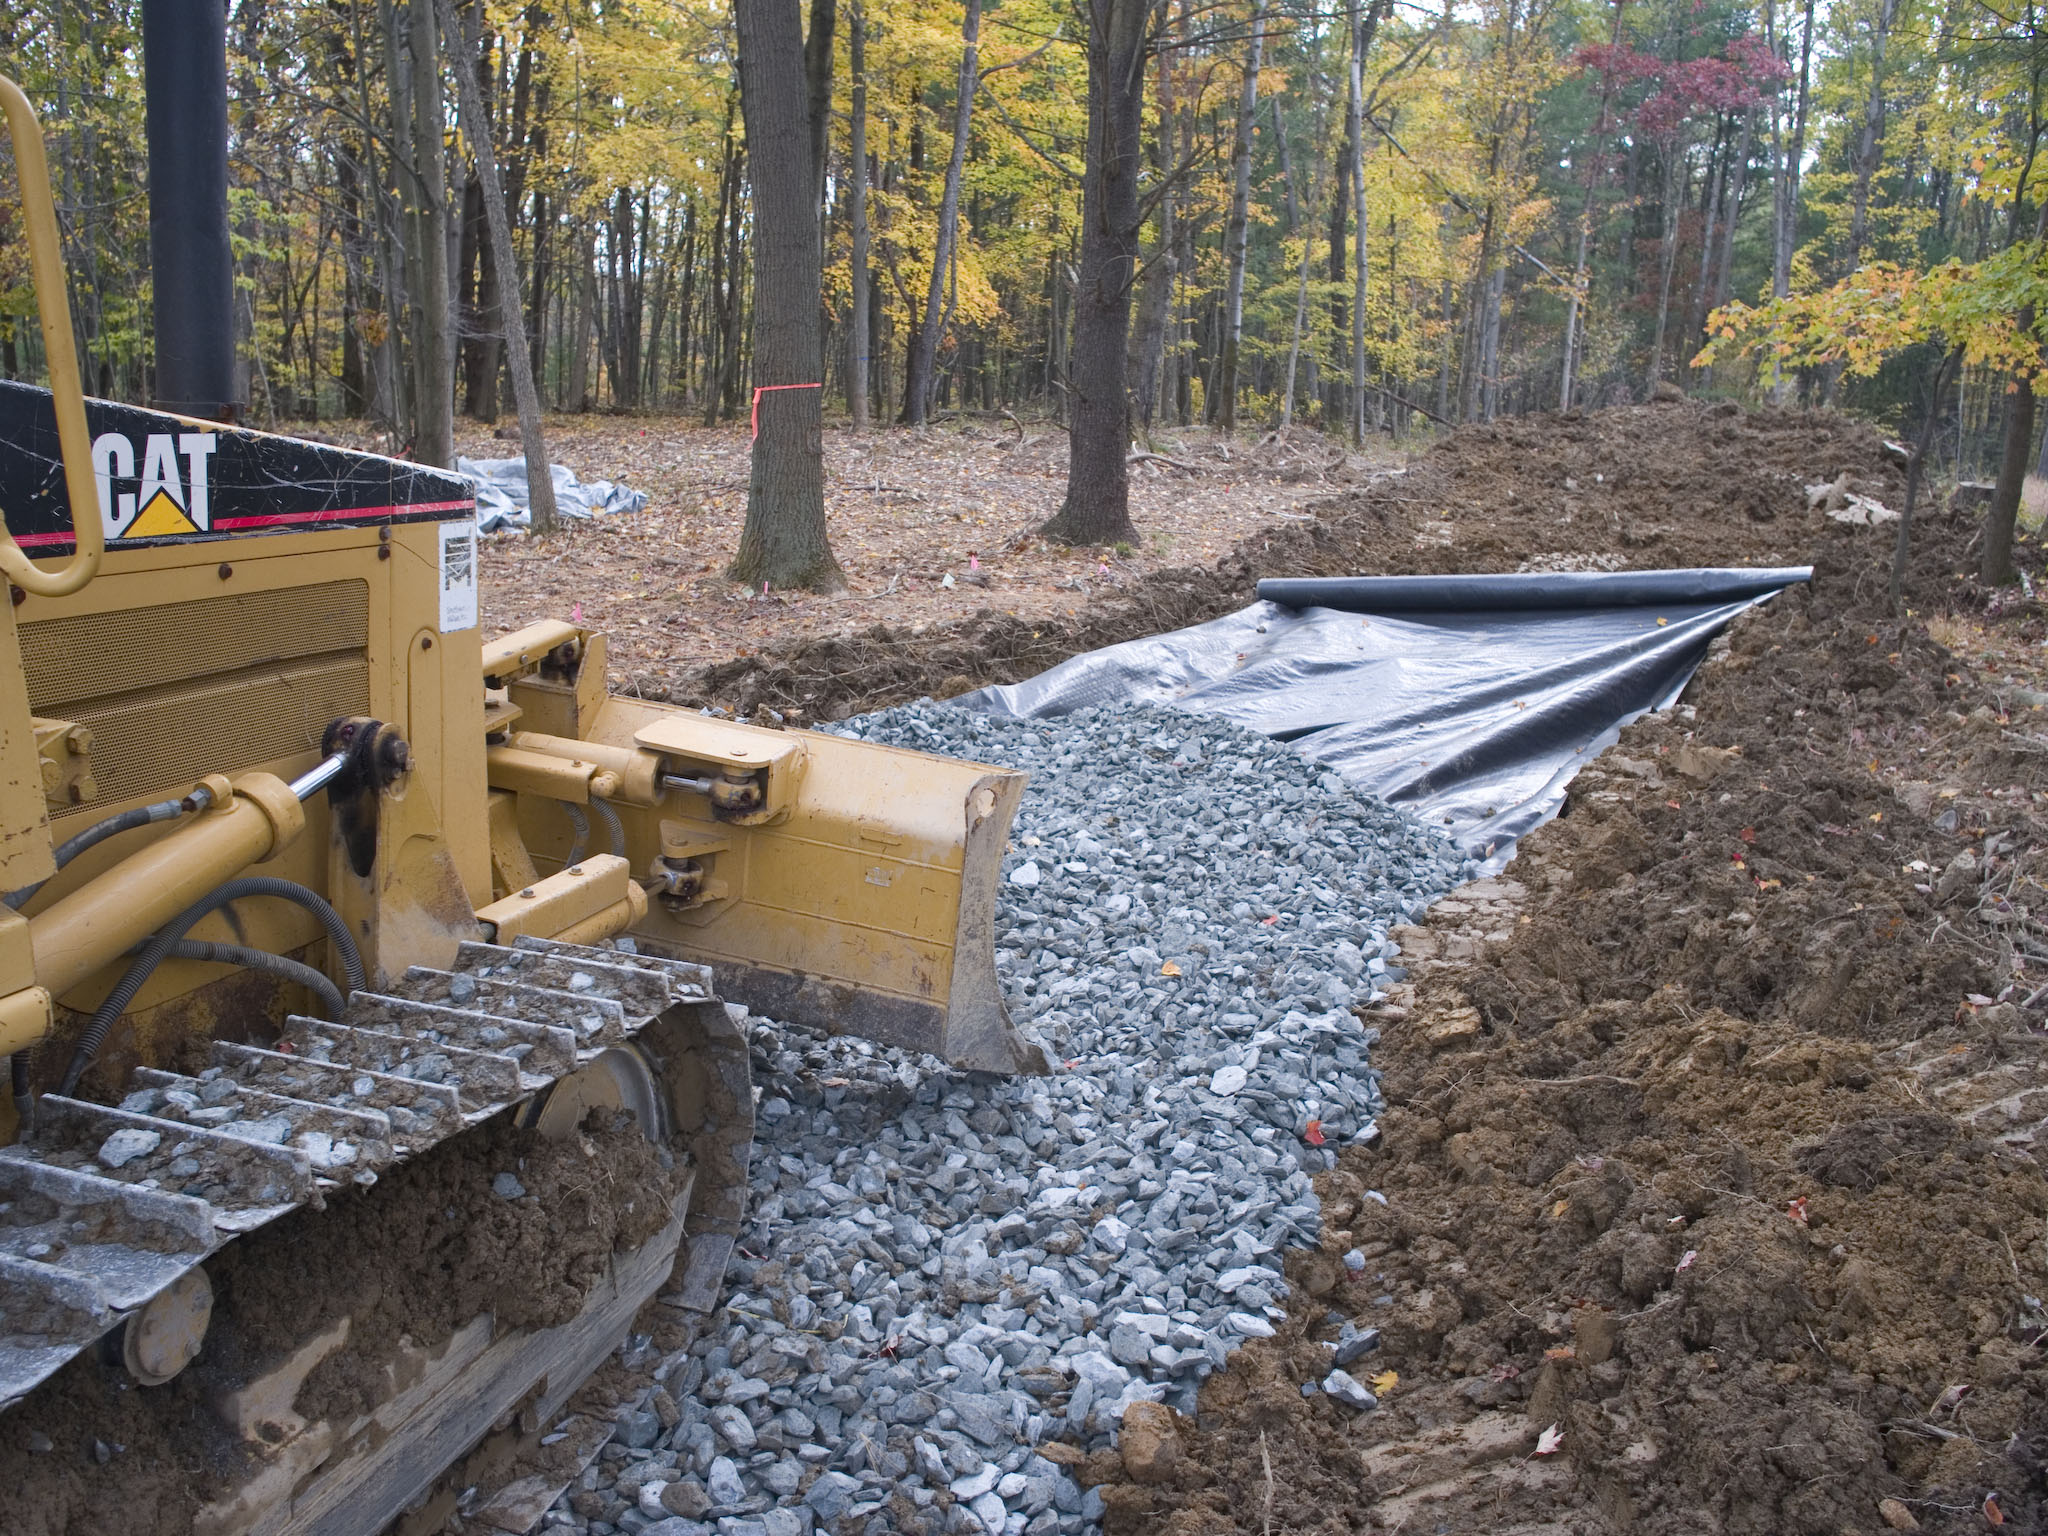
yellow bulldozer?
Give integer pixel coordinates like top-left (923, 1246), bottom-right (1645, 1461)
top-left (0, 66), bottom-right (1036, 1535)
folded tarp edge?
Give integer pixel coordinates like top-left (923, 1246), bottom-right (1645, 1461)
top-left (1257, 566), bottom-right (1813, 613)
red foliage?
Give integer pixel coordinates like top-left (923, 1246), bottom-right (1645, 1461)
top-left (1574, 33), bottom-right (1787, 139)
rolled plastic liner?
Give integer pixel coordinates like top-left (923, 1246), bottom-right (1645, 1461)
top-left (1258, 567), bottom-right (1814, 613)
top-left (956, 566), bottom-right (1811, 871)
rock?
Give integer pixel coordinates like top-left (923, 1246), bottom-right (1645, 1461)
top-left (1226, 1313), bottom-right (1276, 1338)
top-left (661, 1480), bottom-right (713, 1519)
top-left (1426, 1008), bottom-right (1483, 1049)
top-left (971, 1490), bottom-right (1008, 1530)
top-left (762, 1510), bottom-right (810, 1536)
top-left (951, 1465), bottom-right (1000, 1499)
top-left (706, 1455), bottom-right (747, 1506)
top-left (641, 1521), bottom-right (715, 1536)
top-left (1322, 1369), bottom-right (1378, 1411)
top-left (491, 1172), bottom-right (526, 1200)
top-left (1877, 1498), bottom-right (1921, 1531)
top-left (1008, 860), bottom-right (1042, 887)
top-left (1119, 1401), bottom-right (1181, 1485)
top-left (1107, 1324), bottom-right (1154, 1368)
top-left (949, 1391), bottom-right (1012, 1447)
top-left (1208, 1064), bottom-right (1248, 1096)
top-left (613, 1409), bottom-right (661, 1450)
top-left (96, 1128), bottom-right (161, 1169)
top-left (639, 1482), bottom-right (674, 1518)
top-left (805, 1470), bottom-right (861, 1522)
top-left (709, 1403), bottom-right (758, 1452)
top-left (1331, 1325), bottom-right (1380, 1367)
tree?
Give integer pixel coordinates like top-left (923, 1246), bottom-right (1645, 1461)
top-left (439, 0), bottom-right (558, 533)
top-left (1700, 247), bottom-right (2048, 583)
top-left (848, 0), bottom-right (872, 430)
top-left (406, 0), bottom-right (455, 467)
top-left (1040, 0), bottom-right (1147, 547)
top-left (731, 0), bottom-right (845, 592)
top-left (1217, 0), bottom-right (1265, 432)
top-left (902, 0), bottom-right (982, 425)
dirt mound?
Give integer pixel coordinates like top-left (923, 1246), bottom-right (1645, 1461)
top-left (1076, 412), bottom-right (2048, 1536)
top-left (670, 401), bottom-right (1897, 722)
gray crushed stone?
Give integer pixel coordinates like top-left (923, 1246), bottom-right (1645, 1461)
top-left (540, 702), bottom-right (1471, 1536)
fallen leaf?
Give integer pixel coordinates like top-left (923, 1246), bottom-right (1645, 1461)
top-left (1984, 1491), bottom-right (2004, 1526)
top-left (1370, 1369), bottom-right (1399, 1394)
top-left (1787, 1196), bottom-right (1810, 1225)
top-left (1738, 826), bottom-right (1756, 843)
top-left (1160, 960), bottom-right (1182, 976)
top-left (1544, 1345), bottom-right (1576, 1360)
top-left (1303, 1120), bottom-right (1326, 1146)
top-left (1534, 1424), bottom-right (1565, 1456)
top-left (1550, 1199), bottom-right (1570, 1220)
top-left (1676, 1248), bottom-right (1699, 1271)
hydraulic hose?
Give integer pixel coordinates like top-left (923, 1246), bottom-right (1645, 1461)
top-left (9, 1050), bottom-right (30, 1134)
top-left (559, 800), bottom-right (590, 864)
top-left (160, 939), bottom-right (346, 1022)
top-left (59, 877), bottom-right (365, 1096)
top-left (590, 796), bottom-right (626, 858)
top-left (3, 789), bottom-right (209, 911)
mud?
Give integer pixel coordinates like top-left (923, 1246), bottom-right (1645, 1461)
top-left (0, 1109), bottom-right (681, 1536)
top-left (672, 400), bottom-right (1899, 722)
top-left (1086, 417), bottom-right (2048, 1534)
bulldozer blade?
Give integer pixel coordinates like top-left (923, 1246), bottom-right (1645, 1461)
top-left (574, 702), bottom-right (1048, 1075)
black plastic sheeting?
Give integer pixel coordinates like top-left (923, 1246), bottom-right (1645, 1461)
top-left (956, 567), bottom-right (1811, 871)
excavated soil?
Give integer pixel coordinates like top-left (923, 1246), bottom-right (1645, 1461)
top-left (1076, 419), bottom-right (2048, 1534)
top-left (673, 400), bottom-right (1887, 721)
top-left (0, 1108), bottom-right (682, 1536)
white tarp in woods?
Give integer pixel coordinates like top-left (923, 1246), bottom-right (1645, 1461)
top-left (456, 456), bottom-right (649, 532)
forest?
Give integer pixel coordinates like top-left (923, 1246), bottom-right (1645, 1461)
top-left (1, 0), bottom-right (2044, 512)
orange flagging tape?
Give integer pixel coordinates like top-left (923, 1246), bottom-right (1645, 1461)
top-left (751, 382), bottom-right (823, 440)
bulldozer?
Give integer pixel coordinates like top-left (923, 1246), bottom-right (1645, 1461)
top-left (0, 41), bottom-right (1037, 1536)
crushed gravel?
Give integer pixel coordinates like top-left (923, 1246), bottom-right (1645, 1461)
top-left (545, 703), bottom-right (1473, 1536)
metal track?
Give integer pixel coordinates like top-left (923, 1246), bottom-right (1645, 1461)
top-left (0, 936), bottom-right (729, 1411)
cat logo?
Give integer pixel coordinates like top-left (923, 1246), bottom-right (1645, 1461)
top-left (89, 430), bottom-right (217, 539)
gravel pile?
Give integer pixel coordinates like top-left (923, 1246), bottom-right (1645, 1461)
top-left (546, 703), bottom-right (1472, 1536)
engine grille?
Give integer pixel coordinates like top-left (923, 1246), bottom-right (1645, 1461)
top-left (21, 580), bottom-right (371, 821)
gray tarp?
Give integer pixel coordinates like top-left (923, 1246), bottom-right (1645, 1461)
top-left (957, 568), bottom-right (1811, 869)
top-left (456, 455), bottom-right (649, 532)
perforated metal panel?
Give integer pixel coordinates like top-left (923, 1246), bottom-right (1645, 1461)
top-left (22, 580), bottom-right (371, 821)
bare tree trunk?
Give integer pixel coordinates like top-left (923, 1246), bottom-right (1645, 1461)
top-left (1346, 0), bottom-right (1375, 444)
top-left (848, 1), bottom-right (871, 429)
top-left (1647, 142), bottom-right (1682, 392)
top-left (565, 229), bottom-right (591, 412)
top-left (409, 0), bottom-right (456, 466)
top-left (1041, 0), bottom-right (1147, 546)
top-left (1847, 0), bottom-right (1901, 268)
top-left (731, 0), bottom-right (844, 591)
top-left (903, 0), bottom-right (982, 424)
top-left (1770, 0), bottom-right (1815, 402)
top-left (1272, 95), bottom-right (1298, 236)
top-left (440, 0), bottom-right (558, 532)
top-left (1892, 349), bottom-right (1959, 613)
top-left (1711, 109), bottom-right (1753, 317)
top-left (1217, 0), bottom-right (1265, 433)
top-left (1560, 3), bottom-right (1622, 410)
top-left (1985, 203), bottom-right (2048, 584)
top-left (1282, 48), bottom-right (1331, 430)
top-left (1688, 116), bottom-right (1729, 359)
